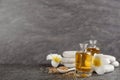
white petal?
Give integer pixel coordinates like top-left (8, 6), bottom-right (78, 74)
top-left (46, 54), bottom-right (52, 60)
top-left (94, 66), bottom-right (105, 75)
top-left (94, 54), bottom-right (110, 65)
top-left (111, 61), bottom-right (119, 67)
top-left (51, 54), bottom-right (62, 59)
top-left (51, 60), bottom-right (59, 67)
top-left (46, 53), bottom-right (62, 60)
top-left (104, 65), bottom-right (114, 73)
top-left (57, 55), bottom-right (62, 59)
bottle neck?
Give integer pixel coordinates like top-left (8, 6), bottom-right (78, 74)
top-left (89, 40), bottom-right (97, 48)
top-left (80, 43), bottom-right (88, 53)
top-left (91, 44), bottom-right (96, 48)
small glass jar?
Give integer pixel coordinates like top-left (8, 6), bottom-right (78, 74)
top-left (87, 40), bottom-right (100, 56)
top-left (75, 43), bottom-right (93, 78)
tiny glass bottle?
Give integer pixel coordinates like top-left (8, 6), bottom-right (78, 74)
top-left (75, 43), bottom-right (93, 78)
top-left (87, 40), bottom-right (100, 56)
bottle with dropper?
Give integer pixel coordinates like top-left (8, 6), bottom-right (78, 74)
top-left (75, 43), bottom-right (93, 78)
top-left (87, 40), bottom-right (100, 56)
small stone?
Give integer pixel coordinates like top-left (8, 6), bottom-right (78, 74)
top-left (111, 61), bottom-right (119, 67)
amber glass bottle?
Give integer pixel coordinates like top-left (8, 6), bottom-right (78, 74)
top-left (75, 43), bottom-right (92, 78)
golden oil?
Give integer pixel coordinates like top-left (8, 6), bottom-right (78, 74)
top-left (87, 40), bottom-right (100, 56)
top-left (87, 47), bottom-right (100, 56)
top-left (75, 44), bottom-right (93, 78)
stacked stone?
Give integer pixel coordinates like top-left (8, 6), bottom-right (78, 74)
top-left (61, 51), bottom-right (76, 68)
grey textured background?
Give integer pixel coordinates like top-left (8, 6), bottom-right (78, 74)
top-left (0, 0), bottom-right (120, 65)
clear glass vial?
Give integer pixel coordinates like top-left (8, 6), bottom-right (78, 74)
top-left (75, 43), bottom-right (93, 78)
top-left (87, 40), bottom-right (100, 56)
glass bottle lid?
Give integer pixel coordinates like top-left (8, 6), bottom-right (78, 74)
top-left (80, 43), bottom-right (88, 52)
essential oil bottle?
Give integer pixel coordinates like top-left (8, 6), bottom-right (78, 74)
top-left (75, 43), bottom-right (93, 78)
top-left (87, 40), bottom-right (100, 56)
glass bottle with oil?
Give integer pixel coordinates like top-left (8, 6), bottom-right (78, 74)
top-left (87, 40), bottom-right (100, 56)
top-left (75, 43), bottom-right (93, 78)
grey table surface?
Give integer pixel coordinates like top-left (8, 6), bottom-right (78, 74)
top-left (0, 64), bottom-right (120, 80)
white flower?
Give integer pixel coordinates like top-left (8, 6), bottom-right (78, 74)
top-left (92, 54), bottom-right (111, 75)
top-left (46, 53), bottom-right (62, 67)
